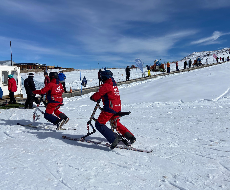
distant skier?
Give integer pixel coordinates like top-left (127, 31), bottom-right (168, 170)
top-left (33, 72), bottom-right (69, 130)
top-left (90, 70), bottom-right (136, 149)
top-left (8, 74), bottom-right (17, 104)
top-left (81, 76), bottom-right (87, 87)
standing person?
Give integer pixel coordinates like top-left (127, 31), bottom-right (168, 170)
top-left (90, 70), bottom-right (136, 149)
top-left (176, 61), bottom-right (179, 71)
top-left (40, 72), bottom-right (50, 106)
top-left (166, 62), bottom-right (170, 73)
top-left (184, 61), bottom-right (187, 69)
top-left (197, 57), bottom-right (202, 66)
top-left (125, 66), bottom-right (130, 81)
top-left (147, 65), bottom-right (151, 77)
top-left (189, 59), bottom-right (192, 68)
top-left (33, 72), bottom-right (69, 130)
top-left (98, 69), bottom-right (102, 86)
top-left (44, 72), bottom-right (50, 86)
top-left (8, 74), bottom-right (17, 104)
top-left (58, 70), bottom-right (67, 93)
top-left (0, 87), bottom-right (3, 100)
top-left (81, 76), bottom-right (87, 87)
top-left (193, 59), bottom-right (197, 67)
top-left (24, 73), bottom-right (40, 109)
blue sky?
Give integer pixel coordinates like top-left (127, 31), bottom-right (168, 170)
top-left (1, 0), bottom-right (230, 69)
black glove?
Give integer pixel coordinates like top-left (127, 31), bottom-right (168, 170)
top-left (90, 96), bottom-right (95, 102)
top-left (90, 96), bottom-right (100, 103)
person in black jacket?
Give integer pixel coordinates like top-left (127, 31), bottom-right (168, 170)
top-left (24, 73), bottom-right (40, 109)
top-left (125, 66), bottom-right (130, 81)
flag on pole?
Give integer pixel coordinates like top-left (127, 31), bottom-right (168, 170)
top-left (135, 58), bottom-right (144, 73)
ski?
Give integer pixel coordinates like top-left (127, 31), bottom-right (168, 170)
top-left (17, 123), bottom-right (38, 129)
top-left (62, 136), bottom-right (153, 153)
top-left (16, 123), bottom-right (77, 131)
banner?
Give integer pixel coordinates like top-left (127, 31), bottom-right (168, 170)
top-left (135, 58), bottom-right (143, 73)
top-left (213, 54), bottom-right (217, 59)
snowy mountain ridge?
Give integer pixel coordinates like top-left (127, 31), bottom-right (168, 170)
top-left (182, 47), bottom-right (230, 61)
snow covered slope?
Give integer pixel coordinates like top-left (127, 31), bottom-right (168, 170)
top-left (1, 62), bottom-right (230, 189)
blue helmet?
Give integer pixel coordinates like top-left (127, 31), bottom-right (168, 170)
top-left (101, 70), bottom-right (113, 82)
top-left (8, 74), bottom-right (13, 79)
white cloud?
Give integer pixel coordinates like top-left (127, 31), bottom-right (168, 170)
top-left (191, 31), bottom-right (230, 45)
top-left (77, 30), bottom-right (197, 55)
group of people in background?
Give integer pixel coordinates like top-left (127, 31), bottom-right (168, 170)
top-left (121, 55), bottom-right (230, 79)
top-left (23, 70), bottom-right (67, 109)
top-left (216, 56), bottom-right (230, 63)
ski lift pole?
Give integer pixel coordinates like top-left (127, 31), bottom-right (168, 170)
top-left (81, 100), bottom-right (101, 139)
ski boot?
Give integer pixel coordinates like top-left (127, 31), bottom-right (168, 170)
top-left (110, 134), bottom-right (121, 149)
top-left (56, 119), bottom-right (65, 130)
top-left (124, 132), bottom-right (136, 144)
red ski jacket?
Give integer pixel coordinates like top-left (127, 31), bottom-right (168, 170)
top-left (91, 77), bottom-right (121, 113)
top-left (8, 78), bottom-right (17, 92)
top-left (33, 79), bottom-right (64, 103)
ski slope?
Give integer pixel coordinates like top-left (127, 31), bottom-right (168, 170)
top-left (1, 62), bottom-right (230, 189)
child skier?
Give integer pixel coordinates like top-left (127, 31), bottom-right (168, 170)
top-left (90, 70), bottom-right (136, 149)
top-left (33, 72), bottom-right (69, 130)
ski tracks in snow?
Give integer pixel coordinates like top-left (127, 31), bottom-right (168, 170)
top-left (212, 87), bottom-right (230, 101)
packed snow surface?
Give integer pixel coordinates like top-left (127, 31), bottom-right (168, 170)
top-left (1, 62), bottom-right (230, 189)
